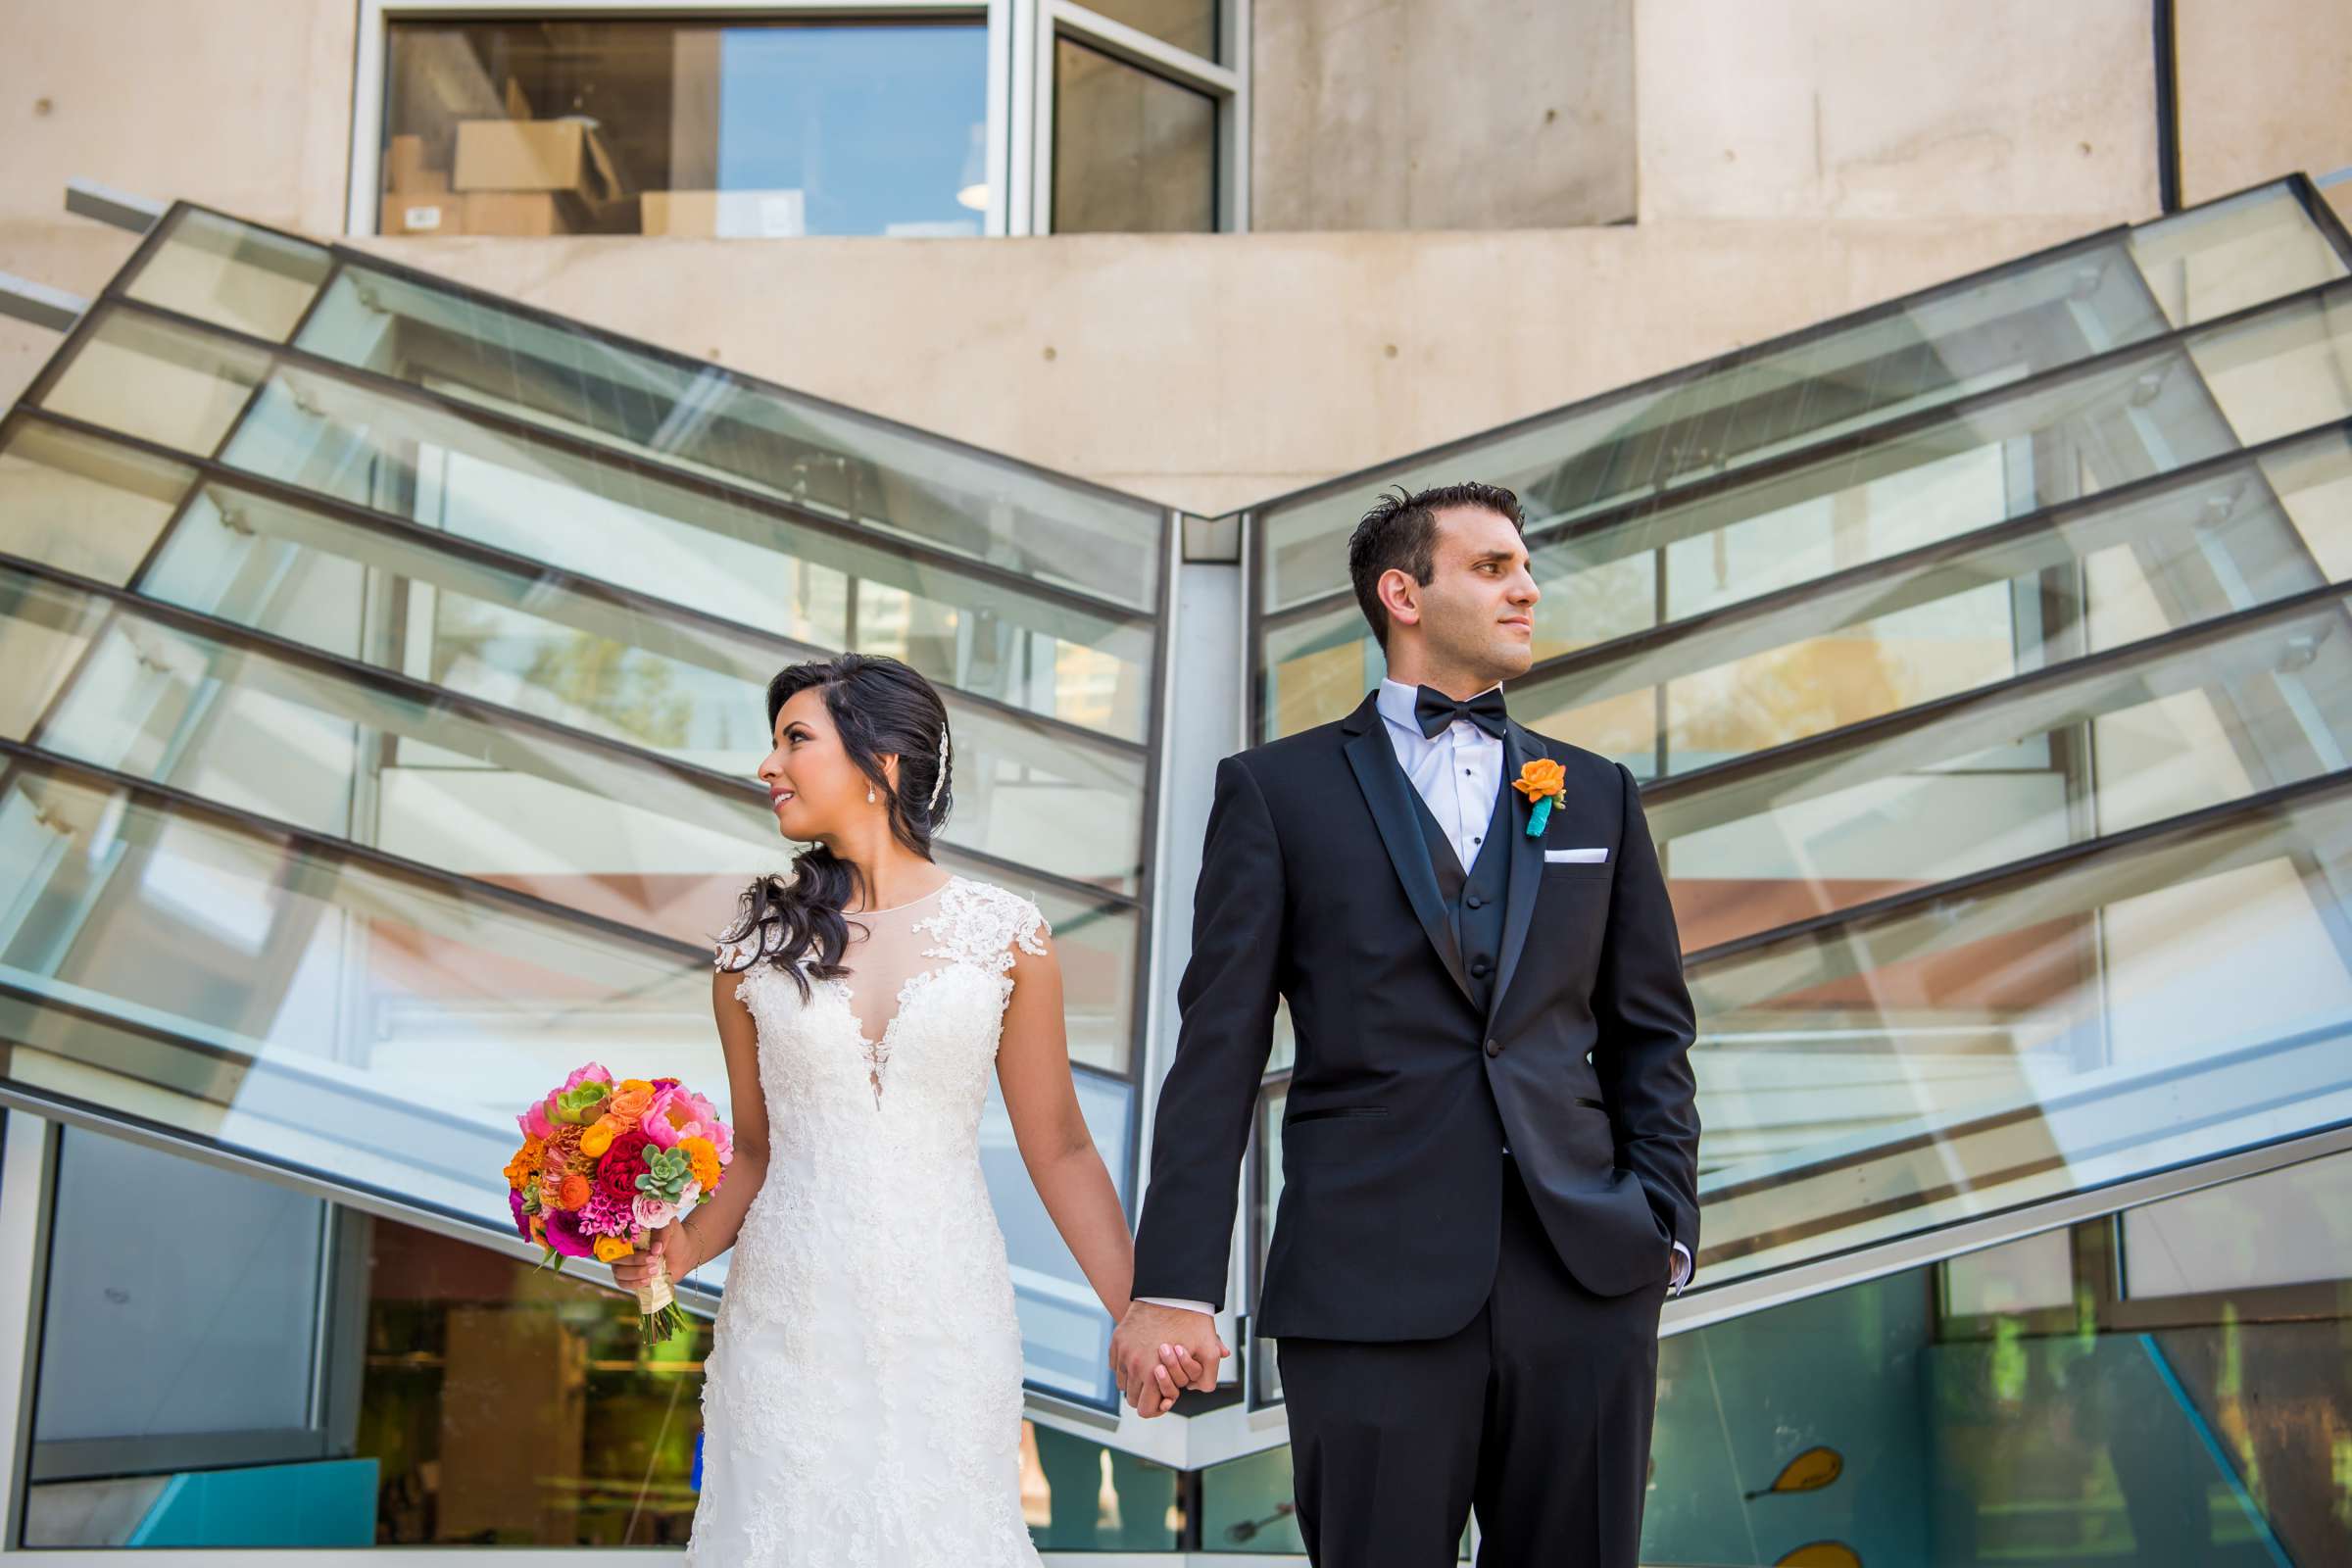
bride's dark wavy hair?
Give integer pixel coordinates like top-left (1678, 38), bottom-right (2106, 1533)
top-left (712, 653), bottom-right (955, 1002)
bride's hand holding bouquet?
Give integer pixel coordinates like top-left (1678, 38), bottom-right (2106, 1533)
top-left (504, 1063), bottom-right (733, 1346)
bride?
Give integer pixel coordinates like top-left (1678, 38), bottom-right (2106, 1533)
top-left (610, 653), bottom-right (1209, 1565)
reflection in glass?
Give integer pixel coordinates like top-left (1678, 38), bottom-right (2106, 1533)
top-left (1078, 0), bottom-right (1217, 59)
top-left (1680, 776), bottom-right (2352, 1288)
top-left (1053, 38), bottom-right (1216, 234)
top-left (294, 265), bottom-right (1164, 614)
top-left (1644, 1149), bottom-right (2351, 1564)
top-left (35, 307), bottom-right (269, 457)
top-left (1254, 179), bottom-right (2343, 616)
top-left (0, 564), bottom-right (1141, 1067)
top-left (1266, 282), bottom-right (2352, 750)
top-left (120, 206), bottom-right (334, 342)
top-left (381, 19), bottom-right (987, 238)
top-left (0, 417), bottom-right (193, 586)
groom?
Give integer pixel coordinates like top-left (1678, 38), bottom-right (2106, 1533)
top-left (1113, 482), bottom-right (1700, 1566)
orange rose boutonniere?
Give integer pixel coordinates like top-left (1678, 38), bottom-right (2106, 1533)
top-left (1511, 758), bottom-right (1567, 836)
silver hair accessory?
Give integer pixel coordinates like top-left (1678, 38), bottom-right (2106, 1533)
top-left (925, 724), bottom-right (951, 810)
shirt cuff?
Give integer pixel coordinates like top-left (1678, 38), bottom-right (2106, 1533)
top-left (1135, 1296), bottom-right (1217, 1315)
top-left (1668, 1240), bottom-right (1693, 1296)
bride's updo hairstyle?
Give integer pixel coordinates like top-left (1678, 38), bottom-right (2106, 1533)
top-left (713, 653), bottom-right (955, 1003)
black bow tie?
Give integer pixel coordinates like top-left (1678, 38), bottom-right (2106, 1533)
top-left (1413, 684), bottom-right (1509, 741)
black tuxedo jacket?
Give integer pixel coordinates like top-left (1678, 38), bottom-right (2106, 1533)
top-left (1130, 690), bottom-right (1701, 1342)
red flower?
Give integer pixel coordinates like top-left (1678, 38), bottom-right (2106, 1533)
top-left (599, 1128), bottom-right (653, 1202)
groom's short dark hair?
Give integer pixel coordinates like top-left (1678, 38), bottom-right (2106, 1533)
top-left (1347, 481), bottom-right (1527, 651)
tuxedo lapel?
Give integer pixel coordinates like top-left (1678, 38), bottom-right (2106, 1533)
top-left (1486, 720), bottom-right (1548, 1028)
top-left (1339, 695), bottom-right (1477, 1007)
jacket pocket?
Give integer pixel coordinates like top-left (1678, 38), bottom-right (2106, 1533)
top-left (1286, 1104), bottom-right (1393, 1125)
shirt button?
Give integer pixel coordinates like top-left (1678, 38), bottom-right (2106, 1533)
top-left (1485, 1038), bottom-right (1502, 1057)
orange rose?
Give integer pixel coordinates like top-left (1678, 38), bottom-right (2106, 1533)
top-left (593, 1235), bottom-right (634, 1263)
top-left (606, 1086), bottom-right (653, 1124)
top-left (1511, 758), bottom-right (1566, 803)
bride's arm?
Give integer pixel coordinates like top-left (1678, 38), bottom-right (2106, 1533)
top-left (678, 966), bottom-right (771, 1271)
top-left (998, 929), bottom-right (1194, 1408)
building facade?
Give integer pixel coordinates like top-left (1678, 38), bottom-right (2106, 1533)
top-left (2, 1), bottom-right (2350, 1561)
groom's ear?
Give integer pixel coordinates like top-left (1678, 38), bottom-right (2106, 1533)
top-left (1378, 567), bottom-right (1423, 629)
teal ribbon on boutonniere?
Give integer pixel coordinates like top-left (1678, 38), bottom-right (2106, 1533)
top-left (1511, 758), bottom-right (1567, 837)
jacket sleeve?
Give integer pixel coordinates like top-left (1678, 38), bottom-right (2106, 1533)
top-left (1129, 753), bottom-right (1286, 1307)
top-left (1592, 760), bottom-right (1702, 1283)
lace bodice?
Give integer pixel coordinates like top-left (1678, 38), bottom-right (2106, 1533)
top-left (686, 872), bottom-right (1054, 1566)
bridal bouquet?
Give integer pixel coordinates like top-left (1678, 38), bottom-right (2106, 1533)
top-left (505, 1063), bottom-right (732, 1347)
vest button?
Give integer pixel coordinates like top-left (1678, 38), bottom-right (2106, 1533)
top-left (1465, 894), bottom-right (1484, 908)
top-left (1470, 957), bottom-right (1492, 978)
top-left (1485, 1038), bottom-right (1502, 1057)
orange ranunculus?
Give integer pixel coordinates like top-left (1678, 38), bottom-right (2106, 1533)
top-left (680, 1136), bottom-right (720, 1193)
top-left (593, 1235), bottom-right (634, 1263)
top-left (505, 1136), bottom-right (545, 1190)
top-left (557, 1172), bottom-right (593, 1210)
top-left (1511, 758), bottom-right (1566, 804)
top-left (579, 1118), bottom-right (616, 1158)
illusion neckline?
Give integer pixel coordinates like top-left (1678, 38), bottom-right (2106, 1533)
top-left (844, 874), bottom-right (957, 917)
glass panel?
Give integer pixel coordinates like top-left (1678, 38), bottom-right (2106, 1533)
top-left (21, 1122), bottom-right (708, 1548)
top-left (381, 19), bottom-right (988, 238)
top-left (0, 758), bottom-right (710, 1225)
top-left (0, 418), bottom-right (194, 585)
top-left (57, 303), bottom-right (1153, 742)
top-left (1256, 185), bottom-right (2347, 614)
top-left (988, 1069), bottom-right (1134, 1406)
top-left (121, 478), bottom-right (1150, 897)
top-left (1483, 286), bottom-right (2352, 769)
top-left (1027, 1417), bottom-right (1184, 1548)
top-left (119, 206), bottom-right (334, 341)
top-left (34, 307), bottom-right (269, 456)
top-left (2127, 177), bottom-right (2350, 327)
top-left (1053, 38), bottom-right (1216, 235)
top-left (0, 565), bottom-right (1139, 1072)
top-left (1076, 0), bottom-right (1217, 59)
top-left (294, 265), bottom-right (1164, 613)
top-left (1681, 776), bottom-right (2352, 1289)
top-left (1199, 1442), bottom-right (1469, 1557)
top-left (2120, 1150), bottom-right (2352, 1296)
top-left (1644, 1153), bottom-right (2352, 1565)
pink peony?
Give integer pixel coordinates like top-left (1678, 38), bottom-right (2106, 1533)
top-left (563, 1062), bottom-right (613, 1093)
top-left (509, 1187), bottom-right (531, 1240)
top-left (542, 1204), bottom-right (595, 1258)
top-left (517, 1102), bottom-right (556, 1141)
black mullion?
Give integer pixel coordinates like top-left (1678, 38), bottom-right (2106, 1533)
top-left (102, 292), bottom-right (1155, 624)
top-left (169, 201), bottom-right (1160, 511)
top-left (0, 550), bottom-right (1145, 918)
top-left (1263, 270), bottom-right (2352, 632)
top-left (1509, 415), bottom-right (2352, 706)
top-left (14, 405), bottom-right (1150, 762)
top-left (1684, 760), bottom-right (2352, 975)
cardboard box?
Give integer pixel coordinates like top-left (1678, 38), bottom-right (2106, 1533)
top-left (384, 133), bottom-right (430, 193)
top-left (454, 119), bottom-right (621, 204)
top-left (380, 194), bottom-right (457, 235)
top-left (461, 190), bottom-right (574, 236)
top-left (641, 188), bottom-right (806, 238)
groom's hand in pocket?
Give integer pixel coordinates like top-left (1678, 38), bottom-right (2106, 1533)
top-left (1111, 1303), bottom-right (1225, 1417)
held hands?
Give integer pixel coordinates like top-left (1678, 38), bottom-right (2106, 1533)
top-left (611, 1221), bottom-right (699, 1293)
top-left (1110, 1302), bottom-right (1226, 1418)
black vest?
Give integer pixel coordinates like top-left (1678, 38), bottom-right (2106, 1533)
top-left (1404, 772), bottom-right (1513, 1018)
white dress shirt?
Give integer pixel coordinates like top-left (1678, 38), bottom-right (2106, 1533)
top-left (1137, 678), bottom-right (1691, 1317)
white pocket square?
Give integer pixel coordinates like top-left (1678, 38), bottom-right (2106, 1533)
top-left (1544, 847), bottom-right (1608, 863)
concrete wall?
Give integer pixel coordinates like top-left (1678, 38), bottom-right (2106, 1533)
top-left (2177, 0), bottom-right (2352, 213)
top-left (1250, 0), bottom-right (1637, 231)
top-left (4, 0), bottom-right (2347, 517)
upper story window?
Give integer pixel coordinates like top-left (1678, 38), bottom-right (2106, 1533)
top-left (358, 3), bottom-right (1247, 239)
top-left (374, 15), bottom-right (988, 238)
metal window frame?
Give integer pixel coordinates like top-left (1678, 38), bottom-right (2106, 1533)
top-left (349, 0), bottom-right (1247, 239)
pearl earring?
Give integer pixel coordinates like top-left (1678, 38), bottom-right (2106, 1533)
top-left (866, 786), bottom-right (876, 803)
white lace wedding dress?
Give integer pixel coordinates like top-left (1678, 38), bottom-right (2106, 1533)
top-left (685, 873), bottom-right (1053, 1567)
